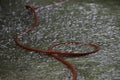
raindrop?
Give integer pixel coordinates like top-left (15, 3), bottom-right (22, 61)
top-left (12, 11), bottom-right (16, 16)
top-left (9, 3), bottom-right (12, 6)
top-left (0, 6), bottom-right (2, 11)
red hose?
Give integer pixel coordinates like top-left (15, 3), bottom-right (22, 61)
top-left (15, 5), bottom-right (99, 80)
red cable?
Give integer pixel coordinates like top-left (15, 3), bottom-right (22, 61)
top-left (15, 5), bottom-right (99, 80)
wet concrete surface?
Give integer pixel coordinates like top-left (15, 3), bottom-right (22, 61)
top-left (0, 0), bottom-right (120, 80)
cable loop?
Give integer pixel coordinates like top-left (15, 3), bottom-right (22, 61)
top-left (15, 4), bottom-right (99, 80)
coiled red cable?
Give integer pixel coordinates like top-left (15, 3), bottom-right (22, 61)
top-left (15, 5), bottom-right (99, 80)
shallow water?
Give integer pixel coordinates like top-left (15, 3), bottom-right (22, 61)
top-left (0, 0), bottom-right (120, 80)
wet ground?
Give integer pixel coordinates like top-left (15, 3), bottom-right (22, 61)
top-left (0, 0), bottom-right (120, 80)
